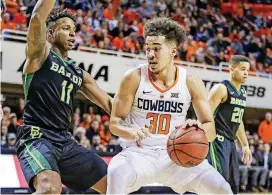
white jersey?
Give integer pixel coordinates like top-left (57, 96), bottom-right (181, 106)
top-left (120, 64), bottom-right (191, 148)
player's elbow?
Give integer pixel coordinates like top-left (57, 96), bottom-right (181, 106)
top-left (109, 118), bottom-right (119, 136)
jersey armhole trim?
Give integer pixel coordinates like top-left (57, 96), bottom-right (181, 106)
top-left (23, 73), bottom-right (35, 100)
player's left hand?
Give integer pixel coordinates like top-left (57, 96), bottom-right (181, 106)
top-left (181, 119), bottom-right (202, 129)
top-left (242, 146), bottom-right (252, 165)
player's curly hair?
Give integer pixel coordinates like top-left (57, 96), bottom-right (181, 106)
top-left (229, 55), bottom-right (250, 66)
top-left (46, 8), bottom-right (76, 29)
top-left (143, 17), bottom-right (187, 47)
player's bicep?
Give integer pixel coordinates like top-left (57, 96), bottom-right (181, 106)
top-left (80, 71), bottom-right (112, 114)
top-left (208, 84), bottom-right (227, 112)
top-left (26, 16), bottom-right (47, 57)
top-left (112, 92), bottom-right (134, 120)
top-left (112, 69), bottom-right (140, 120)
top-left (24, 21), bottom-right (50, 74)
top-left (187, 75), bottom-right (213, 123)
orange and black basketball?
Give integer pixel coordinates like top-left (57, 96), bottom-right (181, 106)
top-left (167, 126), bottom-right (209, 168)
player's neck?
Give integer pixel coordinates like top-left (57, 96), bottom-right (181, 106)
top-left (229, 78), bottom-right (241, 91)
top-left (151, 64), bottom-right (176, 84)
top-left (52, 46), bottom-right (68, 61)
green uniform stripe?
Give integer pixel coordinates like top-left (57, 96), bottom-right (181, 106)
top-left (50, 49), bottom-right (72, 65)
top-left (23, 73), bottom-right (34, 100)
top-left (213, 105), bottom-right (220, 117)
top-left (24, 143), bottom-right (51, 174)
top-left (210, 143), bottom-right (217, 170)
top-left (227, 80), bottom-right (241, 95)
top-left (210, 142), bottom-right (223, 174)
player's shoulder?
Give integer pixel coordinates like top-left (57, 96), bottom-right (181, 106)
top-left (185, 73), bottom-right (204, 89)
top-left (212, 83), bottom-right (228, 93)
top-left (209, 83), bottom-right (228, 101)
top-left (123, 66), bottom-right (141, 82)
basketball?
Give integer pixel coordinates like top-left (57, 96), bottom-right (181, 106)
top-left (167, 126), bottom-right (209, 168)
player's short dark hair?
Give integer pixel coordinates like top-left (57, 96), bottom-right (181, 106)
top-left (1, 0), bottom-right (6, 16)
top-left (143, 17), bottom-right (187, 47)
top-left (229, 55), bottom-right (250, 66)
top-left (46, 8), bottom-right (76, 30)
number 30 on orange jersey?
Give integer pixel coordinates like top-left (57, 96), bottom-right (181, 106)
top-left (146, 112), bottom-right (171, 135)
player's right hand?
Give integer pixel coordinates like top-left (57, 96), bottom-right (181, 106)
top-left (132, 125), bottom-right (153, 147)
top-left (181, 119), bottom-right (202, 129)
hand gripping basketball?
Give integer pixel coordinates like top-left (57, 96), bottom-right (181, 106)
top-left (167, 125), bottom-right (209, 167)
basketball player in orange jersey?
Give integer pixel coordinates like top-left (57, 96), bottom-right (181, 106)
top-left (107, 17), bottom-right (232, 194)
top-left (207, 55), bottom-right (252, 193)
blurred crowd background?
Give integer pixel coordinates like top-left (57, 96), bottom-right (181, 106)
top-left (1, 0), bottom-right (272, 73)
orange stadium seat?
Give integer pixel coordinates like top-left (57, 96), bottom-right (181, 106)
top-left (221, 3), bottom-right (232, 14)
top-left (252, 4), bottom-right (264, 13)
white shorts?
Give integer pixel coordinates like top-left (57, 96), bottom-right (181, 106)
top-left (108, 146), bottom-right (231, 194)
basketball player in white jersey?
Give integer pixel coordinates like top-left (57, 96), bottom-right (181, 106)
top-left (107, 17), bottom-right (232, 194)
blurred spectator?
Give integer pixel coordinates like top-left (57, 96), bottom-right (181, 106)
top-left (258, 112), bottom-right (272, 143)
top-left (80, 113), bottom-right (92, 129)
top-left (210, 33), bottom-right (229, 55)
top-left (1, 13), bottom-right (16, 31)
top-left (12, 6), bottom-right (28, 25)
top-left (2, 106), bottom-right (11, 119)
top-left (99, 122), bottom-right (112, 146)
top-left (8, 113), bottom-right (18, 134)
top-left (5, 0), bottom-right (20, 14)
top-left (74, 127), bottom-right (87, 143)
top-left (1, 125), bottom-right (8, 146)
top-left (231, 38), bottom-right (243, 55)
top-left (80, 138), bottom-right (91, 149)
top-left (91, 135), bottom-right (105, 152)
top-left (204, 47), bottom-right (215, 65)
top-left (86, 120), bottom-right (100, 141)
top-left (255, 143), bottom-right (272, 192)
top-left (103, 3), bottom-right (114, 20)
top-left (215, 51), bottom-right (227, 65)
top-left (2, 133), bottom-right (17, 151)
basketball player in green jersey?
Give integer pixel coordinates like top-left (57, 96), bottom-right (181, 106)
top-left (207, 55), bottom-right (252, 194)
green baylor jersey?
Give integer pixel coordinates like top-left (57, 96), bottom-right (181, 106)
top-left (214, 80), bottom-right (247, 140)
top-left (22, 50), bottom-right (83, 130)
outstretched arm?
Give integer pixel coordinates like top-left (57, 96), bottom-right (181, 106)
top-left (24, 0), bottom-right (56, 74)
top-left (80, 71), bottom-right (112, 114)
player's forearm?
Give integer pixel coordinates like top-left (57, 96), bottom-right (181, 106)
top-left (32, 0), bottom-right (56, 21)
top-left (237, 122), bottom-right (249, 148)
top-left (109, 117), bottom-right (136, 140)
top-left (202, 121), bottom-right (216, 142)
top-left (90, 94), bottom-right (112, 115)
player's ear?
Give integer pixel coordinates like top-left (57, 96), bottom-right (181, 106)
top-left (47, 29), bottom-right (54, 42)
top-left (172, 48), bottom-right (177, 57)
top-left (229, 64), bottom-right (234, 72)
top-left (48, 29), bottom-right (53, 37)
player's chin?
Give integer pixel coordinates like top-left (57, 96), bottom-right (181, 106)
top-left (149, 66), bottom-right (159, 74)
top-left (65, 44), bottom-right (74, 51)
top-left (241, 78), bottom-right (247, 83)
